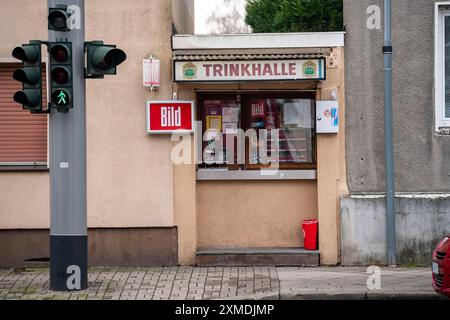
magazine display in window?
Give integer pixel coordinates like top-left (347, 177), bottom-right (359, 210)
top-left (199, 94), bottom-right (316, 170)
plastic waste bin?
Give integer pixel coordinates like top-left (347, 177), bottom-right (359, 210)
top-left (302, 219), bottom-right (318, 250)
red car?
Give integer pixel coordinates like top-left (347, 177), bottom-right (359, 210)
top-left (432, 234), bottom-right (450, 297)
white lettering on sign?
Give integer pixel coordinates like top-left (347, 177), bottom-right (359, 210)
top-left (161, 106), bottom-right (181, 127)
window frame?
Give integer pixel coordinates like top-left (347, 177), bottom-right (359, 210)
top-left (197, 91), bottom-right (317, 171)
top-left (435, 2), bottom-right (450, 130)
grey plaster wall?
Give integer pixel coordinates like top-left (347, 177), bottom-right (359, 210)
top-left (340, 194), bottom-right (450, 266)
top-left (344, 0), bottom-right (450, 193)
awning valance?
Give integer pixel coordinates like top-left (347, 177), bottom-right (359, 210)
top-left (172, 52), bottom-right (327, 62)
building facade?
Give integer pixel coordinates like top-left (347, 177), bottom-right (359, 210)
top-left (172, 33), bottom-right (346, 266)
top-left (3, 0), bottom-right (447, 268)
top-left (0, 0), bottom-right (184, 266)
top-left (0, 0), bottom-right (347, 267)
top-left (342, 0), bottom-right (450, 265)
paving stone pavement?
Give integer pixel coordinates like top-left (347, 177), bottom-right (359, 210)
top-left (277, 267), bottom-right (445, 300)
top-left (0, 266), bottom-right (445, 300)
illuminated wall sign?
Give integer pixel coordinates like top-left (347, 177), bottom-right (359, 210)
top-left (174, 59), bottom-right (325, 82)
top-left (143, 58), bottom-right (160, 88)
top-left (146, 100), bottom-right (194, 134)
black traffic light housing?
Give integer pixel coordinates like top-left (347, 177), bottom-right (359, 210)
top-left (85, 41), bottom-right (127, 79)
top-left (48, 6), bottom-right (71, 32)
top-left (49, 42), bottom-right (73, 112)
top-left (12, 41), bottom-right (44, 113)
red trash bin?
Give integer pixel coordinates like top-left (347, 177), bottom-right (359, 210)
top-left (302, 219), bottom-right (318, 250)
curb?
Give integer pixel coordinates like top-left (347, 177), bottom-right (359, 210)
top-left (214, 292), bottom-right (280, 300)
top-left (280, 292), bottom-right (448, 300)
top-left (281, 292), bottom-right (366, 300)
top-left (366, 292), bottom-right (448, 300)
top-left (214, 291), bottom-right (448, 300)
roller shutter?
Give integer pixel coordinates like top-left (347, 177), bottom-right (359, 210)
top-left (0, 63), bottom-right (47, 165)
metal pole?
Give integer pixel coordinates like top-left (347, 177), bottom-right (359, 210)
top-left (383, 0), bottom-right (396, 265)
top-left (49, 0), bottom-right (88, 290)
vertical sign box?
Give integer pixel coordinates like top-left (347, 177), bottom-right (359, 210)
top-left (143, 58), bottom-right (160, 88)
top-left (316, 100), bottom-right (339, 134)
top-left (146, 100), bottom-right (194, 134)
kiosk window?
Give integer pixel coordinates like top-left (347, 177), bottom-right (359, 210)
top-left (245, 97), bottom-right (315, 169)
top-left (198, 93), bottom-right (316, 170)
top-left (201, 98), bottom-right (241, 166)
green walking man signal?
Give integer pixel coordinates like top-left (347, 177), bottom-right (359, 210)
top-left (57, 91), bottom-right (67, 104)
top-left (52, 89), bottom-right (70, 107)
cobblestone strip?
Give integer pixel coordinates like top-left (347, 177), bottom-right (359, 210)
top-left (186, 267), bottom-right (207, 300)
top-left (1, 270), bottom-right (18, 299)
top-left (253, 267), bottom-right (272, 294)
top-left (119, 268), bottom-right (146, 300)
top-left (90, 268), bottom-right (113, 300)
top-left (0, 269), bottom-right (14, 282)
top-left (203, 267), bottom-right (224, 300)
top-left (0, 267), bottom-right (279, 300)
top-left (4, 271), bottom-right (31, 300)
top-left (104, 268), bottom-right (133, 300)
top-left (0, 269), bottom-right (15, 300)
top-left (24, 270), bottom-right (60, 301)
top-left (169, 267), bottom-right (193, 300)
top-left (142, 267), bottom-right (164, 300)
top-left (14, 270), bottom-right (46, 300)
top-left (220, 267), bottom-right (238, 298)
top-left (237, 267), bottom-right (255, 297)
top-left (81, 267), bottom-right (104, 300)
top-left (95, 267), bottom-right (118, 300)
top-left (152, 267), bottom-right (177, 300)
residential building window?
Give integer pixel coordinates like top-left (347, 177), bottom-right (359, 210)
top-left (197, 92), bottom-right (316, 170)
top-left (0, 63), bottom-right (47, 169)
top-left (435, 3), bottom-right (450, 130)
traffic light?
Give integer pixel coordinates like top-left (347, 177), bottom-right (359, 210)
top-left (85, 41), bottom-right (126, 78)
top-left (12, 41), bottom-right (43, 113)
top-left (49, 42), bottom-right (72, 112)
top-left (48, 6), bottom-right (71, 32)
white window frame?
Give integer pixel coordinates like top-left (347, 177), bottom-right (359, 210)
top-left (435, 2), bottom-right (450, 131)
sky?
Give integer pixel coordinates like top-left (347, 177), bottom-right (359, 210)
top-left (194, 0), bottom-right (250, 34)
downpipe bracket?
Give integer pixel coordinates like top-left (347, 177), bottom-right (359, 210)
top-left (383, 46), bottom-right (393, 54)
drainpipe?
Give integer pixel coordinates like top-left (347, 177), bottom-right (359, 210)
top-left (383, 0), bottom-right (397, 265)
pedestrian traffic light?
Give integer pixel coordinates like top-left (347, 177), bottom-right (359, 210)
top-left (49, 42), bottom-right (72, 112)
top-left (12, 41), bottom-right (43, 113)
top-left (48, 7), bottom-right (71, 32)
top-left (85, 41), bottom-right (126, 78)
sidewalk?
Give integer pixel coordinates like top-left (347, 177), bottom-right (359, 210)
top-left (0, 266), bottom-right (445, 300)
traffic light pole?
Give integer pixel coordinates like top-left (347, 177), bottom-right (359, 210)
top-left (49, 0), bottom-right (88, 290)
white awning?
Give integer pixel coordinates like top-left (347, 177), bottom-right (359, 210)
top-left (172, 32), bottom-right (345, 50)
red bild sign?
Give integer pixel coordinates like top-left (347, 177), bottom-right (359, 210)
top-left (146, 101), bottom-right (194, 134)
